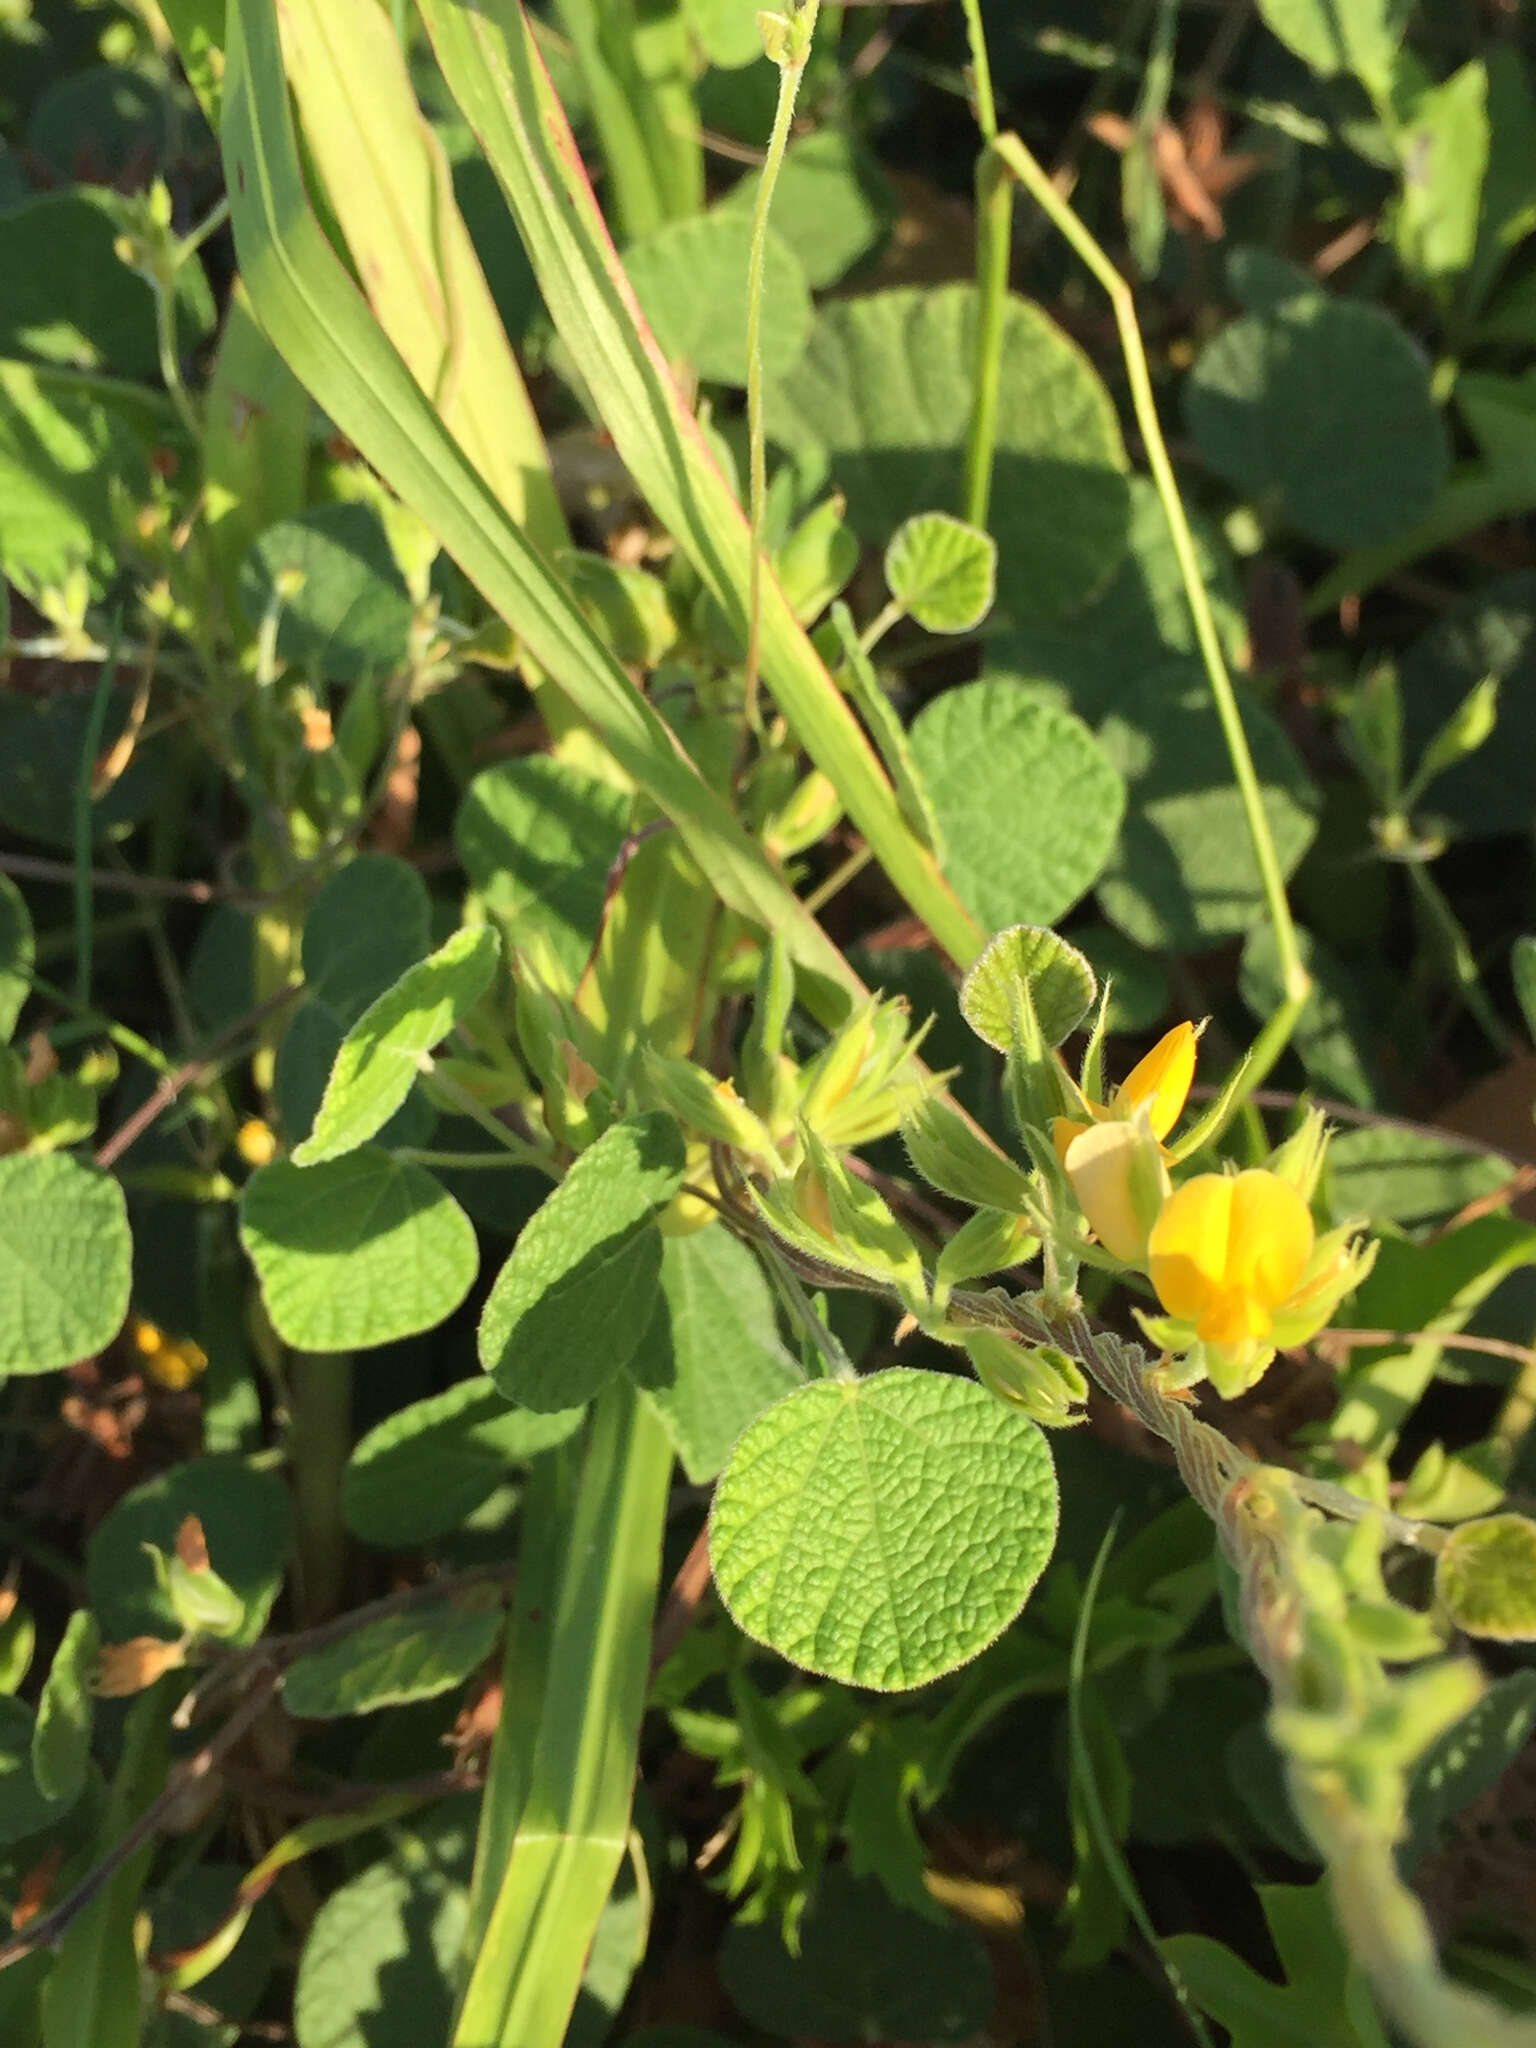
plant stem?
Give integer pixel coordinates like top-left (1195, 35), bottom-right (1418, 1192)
top-left (743, 2), bottom-right (821, 735)
top-left (990, 130), bottom-right (1311, 1081)
top-left (73, 620), bottom-right (122, 1009)
top-left (288, 1352), bottom-right (352, 1624)
top-left (963, 147), bottom-right (1014, 529)
top-left (957, 0), bottom-right (999, 140)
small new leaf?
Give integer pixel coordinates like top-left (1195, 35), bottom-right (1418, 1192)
top-left (1436, 1513), bottom-right (1536, 1641)
top-left (884, 512), bottom-right (997, 635)
top-left (294, 924), bottom-right (499, 1165)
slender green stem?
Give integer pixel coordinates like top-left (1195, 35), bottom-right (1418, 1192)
top-left (73, 619), bottom-right (122, 1009)
top-left (990, 130), bottom-right (1311, 1058)
top-left (289, 1352), bottom-right (352, 1624)
top-left (957, 0), bottom-right (999, 140)
top-left (963, 148), bottom-right (1014, 528)
top-left (743, 2), bottom-right (821, 735)
top-left (420, 1064), bottom-right (557, 1173)
top-left (177, 195), bottom-right (231, 262)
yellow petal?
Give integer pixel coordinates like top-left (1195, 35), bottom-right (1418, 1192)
top-left (1115, 1021), bottom-right (1198, 1140)
top-left (1052, 1117), bottom-right (1092, 1166)
top-left (1148, 1170), bottom-right (1313, 1333)
top-left (1064, 1120), bottom-right (1170, 1267)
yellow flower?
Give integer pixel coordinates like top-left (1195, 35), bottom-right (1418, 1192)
top-left (235, 1118), bottom-right (278, 1167)
top-left (1052, 1021), bottom-right (1199, 1161)
top-left (129, 1315), bottom-right (208, 1392)
top-left (1148, 1170), bottom-right (1314, 1347)
top-left (1061, 1116), bottom-right (1170, 1266)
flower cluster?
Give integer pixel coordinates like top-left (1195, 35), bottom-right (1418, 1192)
top-left (1057, 1025), bottom-right (1375, 1397)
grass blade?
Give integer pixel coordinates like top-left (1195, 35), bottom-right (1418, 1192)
top-left (452, 1380), bottom-right (672, 2048)
top-left (415, 0), bottom-right (985, 969)
top-left (221, 0), bottom-right (858, 1005)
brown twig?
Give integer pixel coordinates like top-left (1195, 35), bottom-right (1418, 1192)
top-left (1315, 1327), bottom-right (1536, 1372)
top-left (0, 1667), bottom-right (281, 1971)
top-left (650, 1522), bottom-right (715, 1676)
top-left (93, 985), bottom-right (301, 1171)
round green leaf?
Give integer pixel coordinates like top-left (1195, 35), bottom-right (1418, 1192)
top-left (1095, 666), bottom-right (1319, 954)
top-left (0, 189), bottom-right (211, 376)
top-left (719, 1865), bottom-right (993, 2042)
top-left (768, 284), bottom-right (1130, 621)
top-left (282, 1590), bottom-right (504, 1718)
top-left (1185, 293), bottom-right (1448, 549)
top-left (292, 925), bottom-right (498, 1166)
top-left (709, 1368), bottom-right (1058, 1690)
top-left (1436, 1515), bottom-right (1536, 1642)
top-left (343, 1379), bottom-right (585, 1548)
top-left (0, 361), bottom-right (162, 601)
top-left (87, 1455), bottom-right (293, 1648)
top-left (239, 502), bottom-right (415, 681)
top-left (241, 1150), bottom-right (479, 1352)
top-left (910, 681), bottom-right (1124, 933)
top-left (0, 685), bottom-right (167, 848)
top-left (884, 512), bottom-right (997, 634)
top-left (478, 1113), bottom-right (686, 1411)
top-left (0, 1152), bottom-right (131, 1378)
top-left (959, 923), bottom-right (1097, 1054)
top-left (629, 1230), bottom-right (804, 1484)
top-left (625, 211), bottom-right (811, 386)
top-left (276, 853), bottom-right (434, 1144)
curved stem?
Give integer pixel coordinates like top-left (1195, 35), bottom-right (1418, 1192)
top-left (743, 3), bottom-right (821, 734)
top-left (989, 130), bottom-right (1312, 1050)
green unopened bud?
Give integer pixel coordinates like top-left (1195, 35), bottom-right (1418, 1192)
top-left (935, 1208), bottom-right (1040, 1295)
top-left (146, 1518), bottom-right (245, 1641)
top-left (774, 493), bottom-right (857, 626)
top-left (1266, 1107), bottom-right (1330, 1202)
top-left (902, 1096), bottom-right (1034, 1214)
top-left (763, 767), bottom-right (842, 859)
top-left (755, 1129), bottom-right (926, 1306)
top-left (964, 1327), bottom-right (1086, 1427)
top-left (642, 1051), bottom-right (777, 1163)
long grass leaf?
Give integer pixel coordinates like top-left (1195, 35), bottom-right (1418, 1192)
top-left (221, 0), bottom-right (857, 1004)
top-left (453, 1381), bottom-right (672, 2048)
top-left (415, 0), bottom-right (985, 968)
top-left (275, 0), bottom-right (566, 556)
